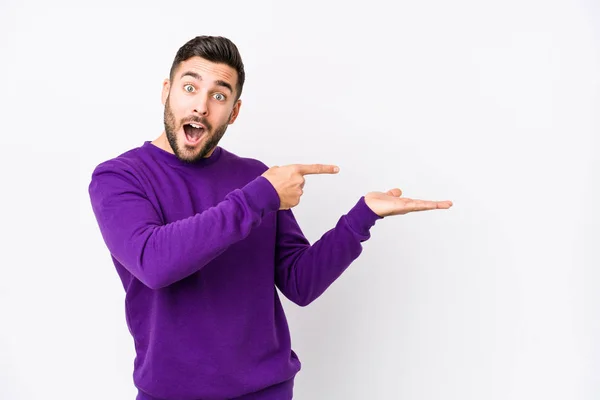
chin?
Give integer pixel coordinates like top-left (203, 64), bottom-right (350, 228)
top-left (177, 139), bottom-right (208, 162)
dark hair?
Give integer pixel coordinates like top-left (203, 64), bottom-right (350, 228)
top-left (169, 35), bottom-right (246, 100)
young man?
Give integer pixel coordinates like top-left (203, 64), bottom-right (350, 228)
top-left (88, 35), bottom-right (452, 400)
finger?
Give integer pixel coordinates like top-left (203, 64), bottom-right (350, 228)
top-left (295, 164), bottom-right (340, 175)
top-left (386, 188), bottom-right (402, 197)
top-left (405, 200), bottom-right (436, 211)
top-left (408, 199), bottom-right (453, 211)
top-left (431, 200), bottom-right (453, 208)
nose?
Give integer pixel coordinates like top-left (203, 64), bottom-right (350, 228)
top-left (193, 94), bottom-right (209, 116)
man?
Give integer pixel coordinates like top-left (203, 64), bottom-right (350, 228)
top-left (88, 35), bottom-right (452, 400)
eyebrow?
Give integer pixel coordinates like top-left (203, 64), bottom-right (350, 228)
top-left (179, 71), bottom-right (233, 94)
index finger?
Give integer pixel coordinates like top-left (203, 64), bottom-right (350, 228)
top-left (294, 164), bottom-right (340, 175)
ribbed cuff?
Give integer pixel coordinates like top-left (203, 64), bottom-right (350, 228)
top-left (345, 196), bottom-right (383, 236)
top-left (241, 176), bottom-right (281, 215)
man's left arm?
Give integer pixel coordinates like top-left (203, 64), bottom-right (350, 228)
top-left (273, 187), bottom-right (453, 306)
top-left (273, 196), bottom-right (381, 307)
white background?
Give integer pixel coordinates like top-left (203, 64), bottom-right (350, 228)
top-left (1, 0), bottom-right (599, 399)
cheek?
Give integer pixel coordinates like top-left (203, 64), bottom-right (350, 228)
top-left (221, 106), bottom-right (235, 121)
top-left (168, 98), bottom-right (187, 118)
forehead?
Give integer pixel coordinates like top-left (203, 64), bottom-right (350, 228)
top-left (174, 56), bottom-right (237, 87)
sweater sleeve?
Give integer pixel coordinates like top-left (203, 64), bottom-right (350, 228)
top-left (88, 161), bottom-right (280, 290)
top-left (274, 197), bottom-right (383, 306)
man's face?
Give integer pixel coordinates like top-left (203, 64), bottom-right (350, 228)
top-left (162, 56), bottom-right (241, 163)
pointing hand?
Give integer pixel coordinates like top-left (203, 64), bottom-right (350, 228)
top-left (262, 164), bottom-right (340, 210)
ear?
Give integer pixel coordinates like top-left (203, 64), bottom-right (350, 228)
top-left (228, 99), bottom-right (242, 124)
top-left (161, 79), bottom-right (171, 105)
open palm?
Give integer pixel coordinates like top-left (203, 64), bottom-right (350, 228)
top-left (365, 188), bottom-right (453, 217)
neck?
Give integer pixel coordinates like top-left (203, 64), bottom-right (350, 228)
top-left (151, 132), bottom-right (173, 154)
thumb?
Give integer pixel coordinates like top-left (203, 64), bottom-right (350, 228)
top-left (386, 188), bottom-right (402, 197)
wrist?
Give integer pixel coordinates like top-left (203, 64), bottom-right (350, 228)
top-left (345, 196), bottom-right (383, 236)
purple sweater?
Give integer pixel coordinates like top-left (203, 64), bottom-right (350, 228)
top-left (88, 141), bottom-right (382, 400)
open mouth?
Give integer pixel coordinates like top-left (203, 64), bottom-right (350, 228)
top-left (183, 123), bottom-right (205, 145)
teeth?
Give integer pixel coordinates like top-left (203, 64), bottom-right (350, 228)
top-left (190, 123), bottom-right (201, 129)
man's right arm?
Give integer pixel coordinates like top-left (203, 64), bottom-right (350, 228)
top-left (88, 161), bottom-right (280, 290)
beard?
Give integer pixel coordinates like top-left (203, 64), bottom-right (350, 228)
top-left (163, 96), bottom-right (230, 164)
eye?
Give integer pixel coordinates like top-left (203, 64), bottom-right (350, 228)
top-left (214, 93), bottom-right (226, 101)
top-left (184, 84), bottom-right (195, 93)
